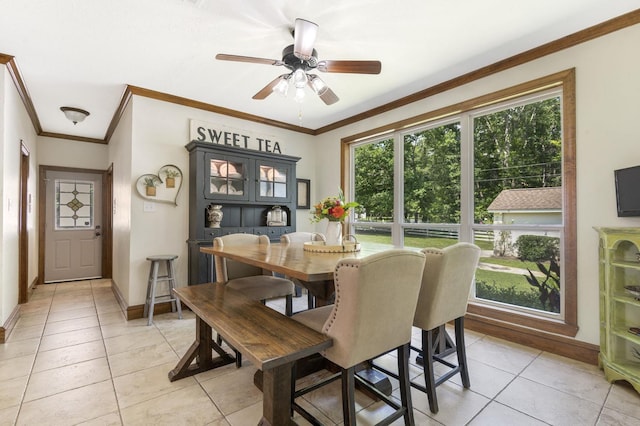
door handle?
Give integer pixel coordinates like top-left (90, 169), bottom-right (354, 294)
top-left (95, 225), bottom-right (101, 237)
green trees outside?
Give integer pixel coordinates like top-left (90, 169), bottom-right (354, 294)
top-left (473, 97), bottom-right (562, 223)
top-left (353, 138), bottom-right (394, 220)
top-left (403, 124), bottom-right (461, 223)
top-left (353, 97), bottom-right (562, 225)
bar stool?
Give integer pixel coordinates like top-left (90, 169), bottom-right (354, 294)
top-left (144, 254), bottom-right (182, 326)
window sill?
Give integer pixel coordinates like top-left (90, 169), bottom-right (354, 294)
top-left (467, 302), bottom-right (578, 337)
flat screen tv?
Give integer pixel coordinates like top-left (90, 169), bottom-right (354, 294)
top-left (615, 165), bottom-right (640, 217)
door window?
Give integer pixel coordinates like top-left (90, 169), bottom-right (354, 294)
top-left (55, 179), bottom-right (94, 229)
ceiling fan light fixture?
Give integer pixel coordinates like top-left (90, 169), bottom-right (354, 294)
top-left (60, 106), bottom-right (90, 125)
top-left (293, 18), bottom-right (318, 60)
top-left (309, 74), bottom-right (328, 95)
top-left (294, 87), bottom-right (305, 103)
top-left (292, 69), bottom-right (308, 88)
top-left (273, 76), bottom-right (290, 96)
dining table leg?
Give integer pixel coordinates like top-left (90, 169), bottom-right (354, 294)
top-left (298, 279), bottom-right (335, 307)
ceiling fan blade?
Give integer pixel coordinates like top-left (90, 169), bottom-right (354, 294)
top-left (317, 60), bottom-right (382, 74)
top-left (307, 75), bottom-right (339, 105)
top-left (252, 75), bottom-right (288, 100)
top-left (216, 53), bottom-right (282, 66)
top-left (293, 18), bottom-right (318, 60)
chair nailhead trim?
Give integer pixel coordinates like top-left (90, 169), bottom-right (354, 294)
top-left (423, 249), bottom-right (443, 256)
top-left (323, 263), bottom-right (358, 333)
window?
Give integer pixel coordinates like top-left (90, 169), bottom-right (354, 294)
top-left (346, 70), bottom-right (576, 336)
top-left (55, 179), bottom-right (95, 229)
top-left (352, 137), bottom-right (394, 247)
top-left (472, 95), bottom-right (563, 317)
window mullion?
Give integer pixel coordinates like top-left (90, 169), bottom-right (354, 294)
top-left (393, 130), bottom-right (403, 247)
top-left (459, 113), bottom-right (473, 242)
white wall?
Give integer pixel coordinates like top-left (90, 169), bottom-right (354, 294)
top-left (0, 66), bottom-right (6, 324)
top-left (122, 97), bottom-right (316, 306)
top-left (313, 23), bottom-right (640, 345)
top-left (37, 136), bottom-right (108, 170)
top-left (108, 103), bottom-right (133, 302)
top-left (0, 66), bottom-right (38, 324)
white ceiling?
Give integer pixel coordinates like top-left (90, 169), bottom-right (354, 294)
top-left (1, 0), bottom-right (638, 140)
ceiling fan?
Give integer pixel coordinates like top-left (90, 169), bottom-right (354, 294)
top-left (215, 18), bottom-right (382, 105)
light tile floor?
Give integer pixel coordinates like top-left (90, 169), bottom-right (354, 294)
top-left (1, 279), bottom-right (639, 425)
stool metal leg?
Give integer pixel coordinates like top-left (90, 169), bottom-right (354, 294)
top-left (143, 262), bottom-right (154, 319)
top-left (148, 260), bottom-right (160, 326)
top-left (165, 260), bottom-right (176, 314)
top-left (168, 259), bottom-right (182, 319)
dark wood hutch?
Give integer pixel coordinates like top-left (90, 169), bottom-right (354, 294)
top-left (185, 141), bottom-right (300, 285)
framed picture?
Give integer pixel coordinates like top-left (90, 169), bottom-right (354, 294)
top-left (297, 179), bottom-right (310, 209)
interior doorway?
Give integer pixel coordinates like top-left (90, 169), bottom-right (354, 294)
top-left (38, 166), bottom-right (112, 284)
top-left (18, 142), bottom-right (30, 303)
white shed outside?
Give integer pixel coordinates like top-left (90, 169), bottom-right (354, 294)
top-left (487, 187), bottom-right (562, 256)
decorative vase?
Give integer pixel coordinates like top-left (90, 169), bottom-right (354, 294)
top-left (166, 177), bottom-right (175, 188)
top-left (207, 204), bottom-right (223, 228)
top-left (325, 220), bottom-right (343, 245)
top-left (146, 186), bottom-right (156, 197)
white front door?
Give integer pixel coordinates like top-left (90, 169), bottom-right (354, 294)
top-left (44, 170), bottom-right (102, 283)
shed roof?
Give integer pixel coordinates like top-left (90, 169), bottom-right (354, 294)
top-left (487, 187), bottom-right (562, 212)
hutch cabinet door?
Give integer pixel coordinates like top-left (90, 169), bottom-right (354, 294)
top-left (254, 159), bottom-right (294, 203)
top-left (204, 152), bottom-right (251, 201)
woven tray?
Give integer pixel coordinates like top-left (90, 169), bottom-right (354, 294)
top-left (303, 241), bottom-right (361, 253)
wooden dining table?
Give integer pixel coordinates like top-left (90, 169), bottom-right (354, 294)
top-left (200, 241), bottom-right (395, 395)
top-left (200, 241), bottom-right (380, 306)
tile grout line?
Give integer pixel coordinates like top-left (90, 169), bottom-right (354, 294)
top-left (14, 283), bottom-right (57, 425)
top-left (92, 279), bottom-right (126, 425)
top-left (464, 351), bottom-right (550, 425)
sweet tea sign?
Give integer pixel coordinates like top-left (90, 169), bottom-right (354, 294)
top-left (189, 120), bottom-right (283, 154)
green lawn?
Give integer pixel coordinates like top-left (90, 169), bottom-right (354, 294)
top-left (355, 232), bottom-right (540, 293)
top-left (475, 269), bottom-right (533, 292)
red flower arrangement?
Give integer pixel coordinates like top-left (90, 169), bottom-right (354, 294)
top-left (311, 190), bottom-right (359, 223)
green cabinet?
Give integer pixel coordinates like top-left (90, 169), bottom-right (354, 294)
top-left (596, 227), bottom-right (640, 393)
top-left (186, 141), bottom-right (300, 285)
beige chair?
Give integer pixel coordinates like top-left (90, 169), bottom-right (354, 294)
top-left (291, 249), bottom-right (426, 425)
top-left (214, 233), bottom-right (296, 366)
top-left (214, 233), bottom-right (295, 315)
top-left (375, 242), bottom-right (481, 414)
top-left (280, 231), bottom-right (326, 309)
top-left (280, 231), bottom-right (326, 243)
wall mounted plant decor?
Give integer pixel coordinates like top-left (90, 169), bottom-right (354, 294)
top-left (135, 164), bottom-right (183, 205)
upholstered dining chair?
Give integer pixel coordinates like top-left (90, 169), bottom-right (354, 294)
top-left (375, 242), bottom-right (481, 414)
top-left (213, 233), bottom-right (296, 366)
top-left (214, 233), bottom-right (295, 315)
top-left (280, 231), bottom-right (326, 309)
top-left (291, 249), bottom-right (426, 426)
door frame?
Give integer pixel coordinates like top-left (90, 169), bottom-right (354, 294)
top-left (38, 165), bottom-right (113, 285)
top-left (18, 142), bottom-right (29, 303)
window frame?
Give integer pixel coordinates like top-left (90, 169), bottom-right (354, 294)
top-left (342, 69), bottom-right (577, 337)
